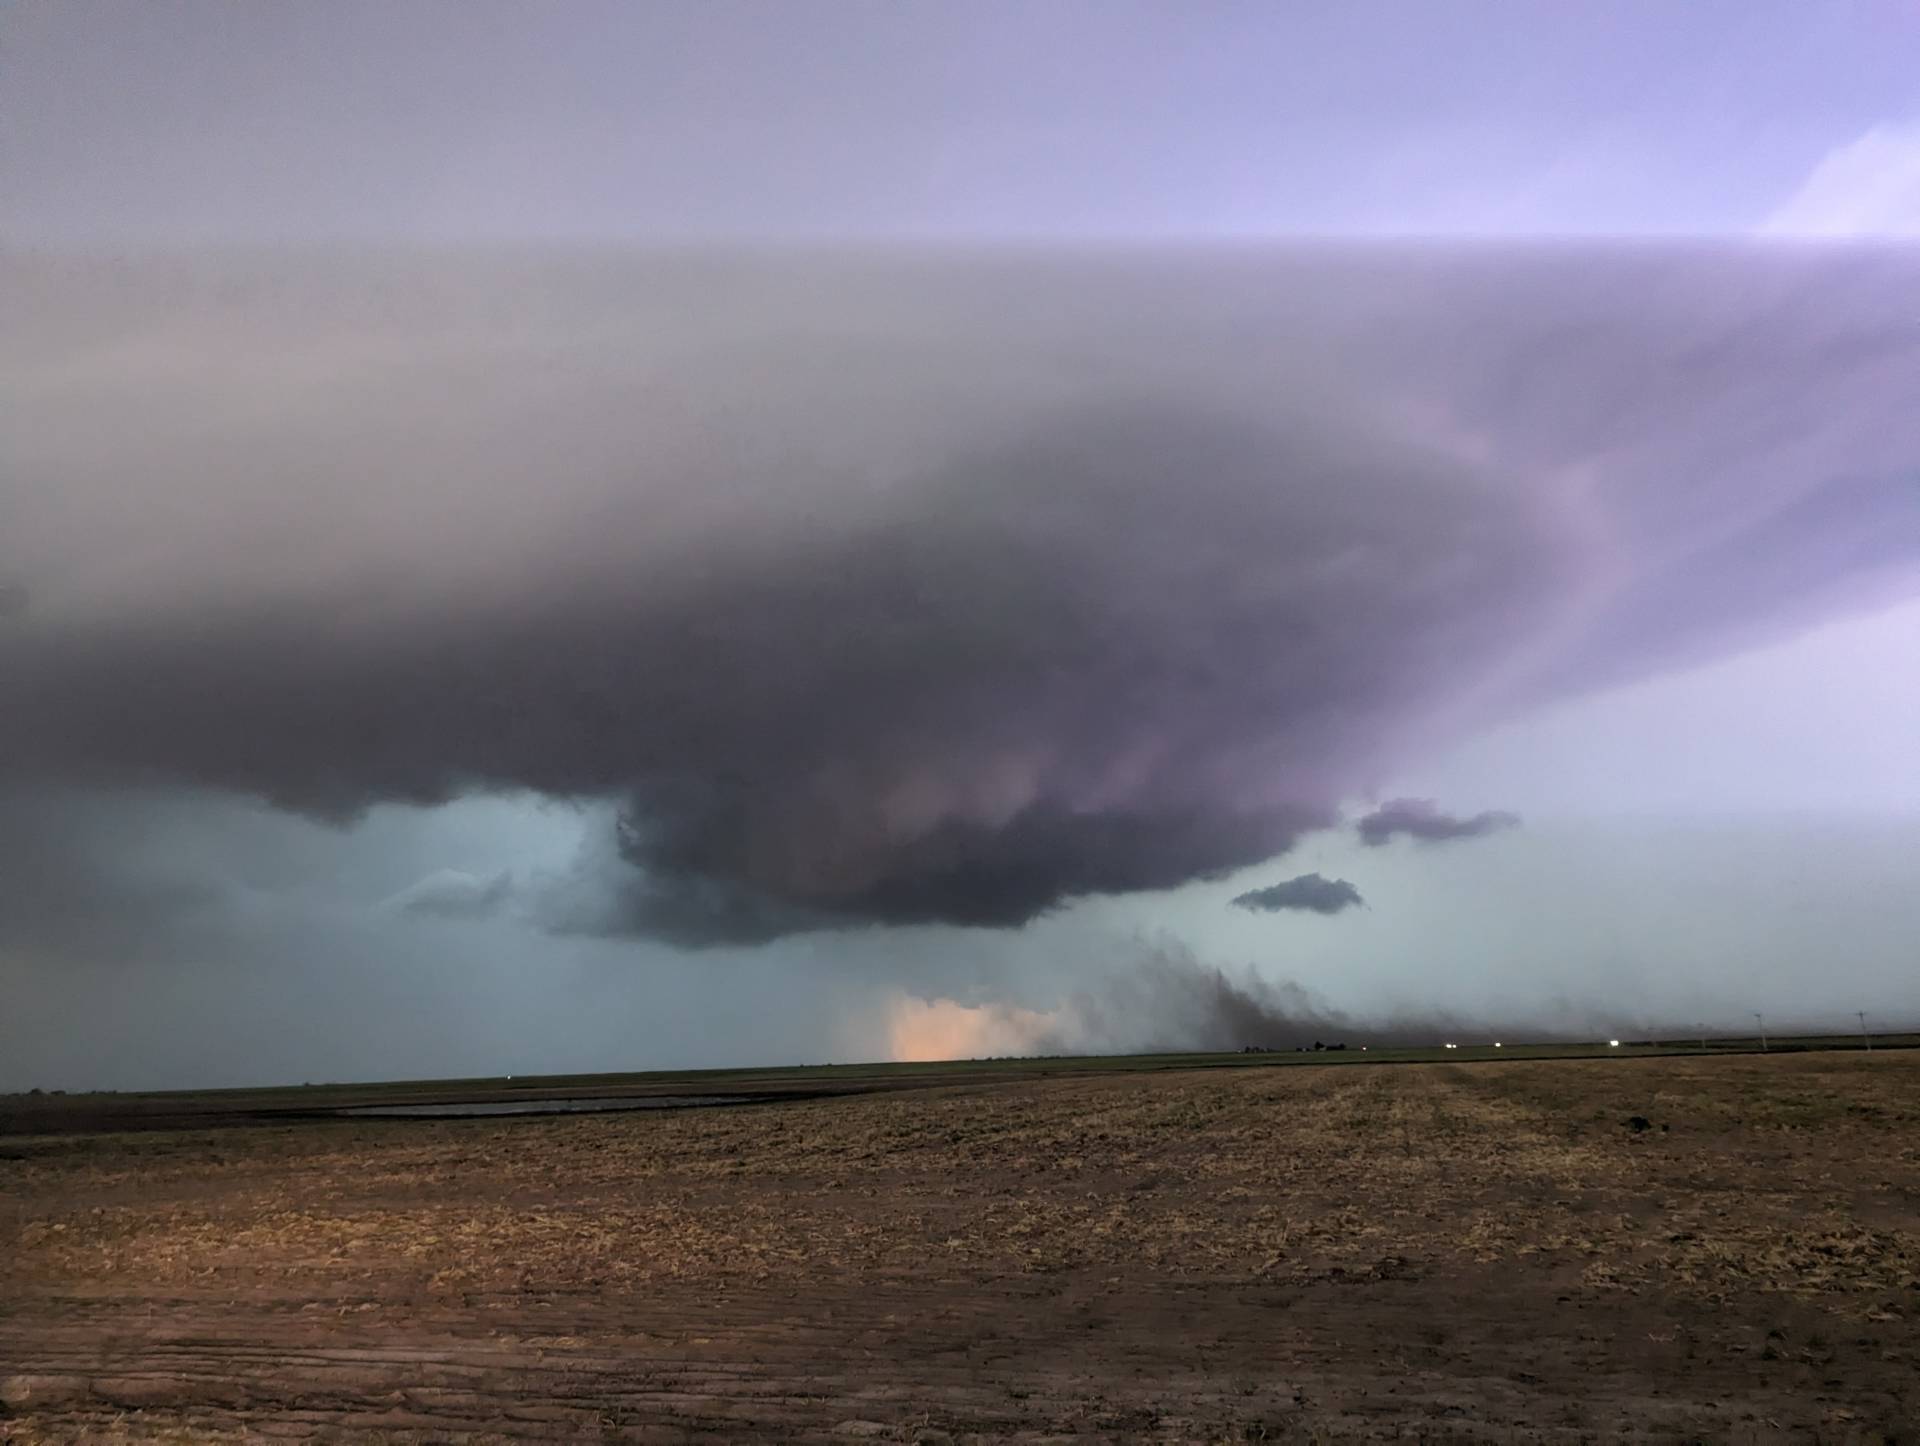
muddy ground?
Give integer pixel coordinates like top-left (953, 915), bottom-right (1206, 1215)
top-left (3, 1052), bottom-right (1917, 1441)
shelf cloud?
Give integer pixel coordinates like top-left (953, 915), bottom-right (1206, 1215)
top-left (4, 246), bottom-right (1918, 943)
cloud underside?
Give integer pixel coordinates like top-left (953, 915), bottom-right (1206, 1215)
top-left (3, 247), bottom-right (1918, 944)
top-left (1231, 873), bottom-right (1365, 916)
top-left (1356, 799), bottom-right (1520, 848)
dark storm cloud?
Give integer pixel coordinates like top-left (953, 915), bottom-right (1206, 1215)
top-left (1356, 800), bottom-right (1522, 848)
top-left (0, 582), bottom-right (29, 620)
top-left (1231, 873), bottom-right (1365, 916)
top-left (602, 783), bottom-right (1332, 941)
top-left (3, 247), bottom-right (1918, 943)
top-left (1031, 939), bottom-right (1464, 1053)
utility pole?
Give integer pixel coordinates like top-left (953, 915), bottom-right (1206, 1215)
top-left (1858, 1011), bottom-right (1872, 1053)
top-left (1698, 1024), bottom-right (1707, 1052)
top-left (1753, 1012), bottom-right (1767, 1052)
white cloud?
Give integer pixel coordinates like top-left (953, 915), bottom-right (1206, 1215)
top-left (1763, 123), bottom-right (1920, 237)
top-left (384, 868), bottom-right (514, 920)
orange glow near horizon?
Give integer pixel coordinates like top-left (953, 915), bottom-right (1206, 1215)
top-left (886, 995), bottom-right (1065, 1063)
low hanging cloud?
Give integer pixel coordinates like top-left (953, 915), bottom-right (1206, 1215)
top-left (384, 868), bottom-right (514, 920)
top-left (3, 247), bottom-right (1919, 945)
top-left (1356, 799), bottom-right (1521, 848)
top-left (1231, 873), bottom-right (1365, 916)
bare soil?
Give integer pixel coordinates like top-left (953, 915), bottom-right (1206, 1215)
top-left (4, 1052), bottom-right (1917, 1441)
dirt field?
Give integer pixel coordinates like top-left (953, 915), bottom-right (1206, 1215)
top-left (3, 1052), bottom-right (1917, 1442)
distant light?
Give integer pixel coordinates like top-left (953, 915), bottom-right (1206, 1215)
top-left (1445, 1042), bottom-right (1457, 1049)
top-left (1494, 1042), bottom-right (1502, 1048)
top-left (1608, 1040), bottom-right (1621, 1048)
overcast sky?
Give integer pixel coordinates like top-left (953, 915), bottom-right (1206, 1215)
top-left (4, 1), bottom-right (1918, 1090)
top-left (9, 0), bottom-right (1920, 242)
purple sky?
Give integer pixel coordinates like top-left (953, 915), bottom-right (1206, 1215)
top-left (8, 0), bottom-right (1920, 242)
top-left (4, 1), bottom-right (1919, 1089)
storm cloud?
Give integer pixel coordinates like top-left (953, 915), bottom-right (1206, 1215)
top-left (895, 939), bottom-right (1486, 1058)
top-left (1356, 800), bottom-right (1522, 848)
top-left (889, 935), bottom-right (1716, 1062)
top-left (1231, 874), bottom-right (1365, 916)
top-left (3, 246), bottom-right (1919, 943)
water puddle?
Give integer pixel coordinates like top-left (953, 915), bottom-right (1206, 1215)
top-left (338, 1094), bottom-right (750, 1119)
